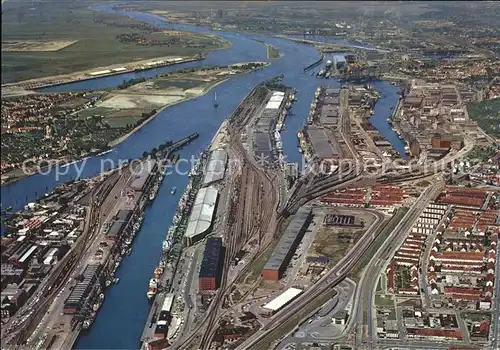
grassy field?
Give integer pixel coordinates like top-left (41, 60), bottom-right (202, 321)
top-left (375, 294), bottom-right (394, 307)
top-left (310, 226), bottom-right (366, 267)
top-left (467, 98), bottom-right (500, 138)
top-left (1, 1), bottom-right (227, 83)
top-left (266, 44), bottom-right (280, 59)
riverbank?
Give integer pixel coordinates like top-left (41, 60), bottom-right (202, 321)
top-left (1, 55), bottom-right (206, 92)
top-left (275, 34), bottom-right (390, 52)
top-left (108, 78), bottom-right (228, 148)
top-left (1, 62), bottom-right (269, 187)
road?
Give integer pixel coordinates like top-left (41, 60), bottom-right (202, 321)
top-left (276, 278), bottom-right (356, 349)
top-left (237, 208), bottom-right (386, 349)
top-left (170, 83), bottom-right (281, 350)
top-left (353, 179), bottom-right (444, 349)
top-left (419, 206), bottom-right (452, 309)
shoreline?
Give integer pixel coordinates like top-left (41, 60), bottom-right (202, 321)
top-left (1, 63), bottom-right (270, 187)
top-left (1, 55), bottom-right (206, 91)
top-left (107, 77), bottom-right (230, 148)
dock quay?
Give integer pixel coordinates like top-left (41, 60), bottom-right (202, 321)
top-left (0, 134), bottom-right (199, 349)
top-left (140, 151), bottom-right (207, 347)
top-left (303, 54), bottom-right (325, 71)
top-left (5, 55), bottom-right (205, 91)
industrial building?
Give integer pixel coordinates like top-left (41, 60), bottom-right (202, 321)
top-left (105, 209), bottom-right (133, 240)
top-left (265, 91), bottom-right (285, 110)
top-left (262, 287), bottom-right (303, 315)
top-left (333, 55), bottom-right (347, 70)
top-left (130, 159), bottom-right (157, 191)
top-left (305, 126), bottom-right (341, 161)
top-left (320, 105), bottom-right (340, 126)
top-left (63, 264), bottom-right (101, 314)
top-left (203, 149), bottom-right (228, 186)
top-left (324, 214), bottom-right (357, 227)
top-left (184, 187), bottom-right (218, 246)
top-left (154, 293), bottom-right (175, 339)
top-left (263, 208), bottom-right (313, 281)
top-left (199, 238), bottom-right (225, 292)
top-left (253, 108), bottom-right (280, 165)
top-left (252, 91), bottom-right (286, 166)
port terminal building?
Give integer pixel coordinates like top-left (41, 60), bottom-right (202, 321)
top-left (252, 91), bottom-right (286, 167)
top-left (263, 208), bottom-right (313, 281)
top-left (184, 186), bottom-right (219, 246)
top-left (203, 149), bottom-right (228, 186)
top-left (261, 287), bottom-right (303, 315)
top-left (63, 264), bottom-right (101, 314)
top-left (130, 159), bottom-right (157, 192)
top-left (199, 238), bottom-right (225, 292)
top-left (153, 293), bottom-right (175, 340)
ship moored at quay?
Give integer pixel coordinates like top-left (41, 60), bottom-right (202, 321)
top-left (64, 134), bottom-right (200, 341)
top-left (141, 150), bottom-right (208, 348)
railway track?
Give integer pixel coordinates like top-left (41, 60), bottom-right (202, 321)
top-left (7, 191), bottom-right (99, 347)
top-left (173, 84), bottom-right (281, 350)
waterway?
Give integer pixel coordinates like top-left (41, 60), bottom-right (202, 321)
top-left (1, 4), bottom-right (405, 349)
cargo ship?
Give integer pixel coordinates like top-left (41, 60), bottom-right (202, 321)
top-left (149, 183), bottom-right (160, 201)
top-left (147, 278), bottom-right (159, 300)
top-left (143, 152), bottom-right (205, 317)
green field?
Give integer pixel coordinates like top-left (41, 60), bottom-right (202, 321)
top-left (467, 98), bottom-right (500, 138)
top-left (266, 44), bottom-right (280, 59)
top-left (1, 1), bottom-right (227, 83)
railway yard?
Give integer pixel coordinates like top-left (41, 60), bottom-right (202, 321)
top-left (0, 134), bottom-right (198, 349)
top-left (2, 75), bottom-right (498, 350)
top-left (125, 75), bottom-right (497, 350)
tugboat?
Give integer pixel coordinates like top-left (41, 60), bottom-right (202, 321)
top-left (170, 187), bottom-right (177, 195)
top-left (213, 92), bottom-right (219, 108)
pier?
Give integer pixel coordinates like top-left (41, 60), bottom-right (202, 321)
top-left (303, 54), bottom-right (324, 72)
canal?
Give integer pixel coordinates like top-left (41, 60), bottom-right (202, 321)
top-left (1, 4), bottom-right (405, 349)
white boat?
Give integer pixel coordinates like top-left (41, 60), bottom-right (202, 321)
top-left (162, 240), bottom-right (171, 253)
top-left (147, 278), bottom-right (159, 299)
top-left (170, 187), bottom-right (177, 195)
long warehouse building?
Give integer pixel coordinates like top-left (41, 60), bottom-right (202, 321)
top-left (262, 287), bottom-right (303, 315)
top-left (184, 186), bottom-right (219, 246)
top-left (199, 237), bottom-right (225, 292)
top-left (263, 208), bottom-right (313, 281)
top-left (203, 149), bottom-right (228, 186)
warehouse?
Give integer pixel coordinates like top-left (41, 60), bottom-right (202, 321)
top-left (265, 91), bottom-right (285, 110)
top-left (156, 293), bottom-right (175, 333)
top-left (262, 287), bottom-right (303, 315)
top-left (130, 159), bottom-right (157, 191)
top-left (184, 187), bottom-right (219, 246)
top-left (203, 149), bottom-right (228, 186)
top-left (105, 210), bottom-right (132, 240)
top-left (199, 238), bottom-right (225, 292)
top-left (63, 264), bottom-right (101, 314)
top-left (263, 208), bottom-right (313, 281)
top-left (253, 132), bottom-right (276, 165)
top-left (324, 214), bottom-right (357, 227)
top-left (306, 127), bottom-right (341, 161)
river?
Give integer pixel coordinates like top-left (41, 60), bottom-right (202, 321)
top-left (1, 4), bottom-right (405, 349)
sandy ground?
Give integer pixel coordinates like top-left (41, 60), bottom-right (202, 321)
top-left (107, 78), bottom-right (229, 147)
top-left (99, 94), bottom-right (184, 109)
